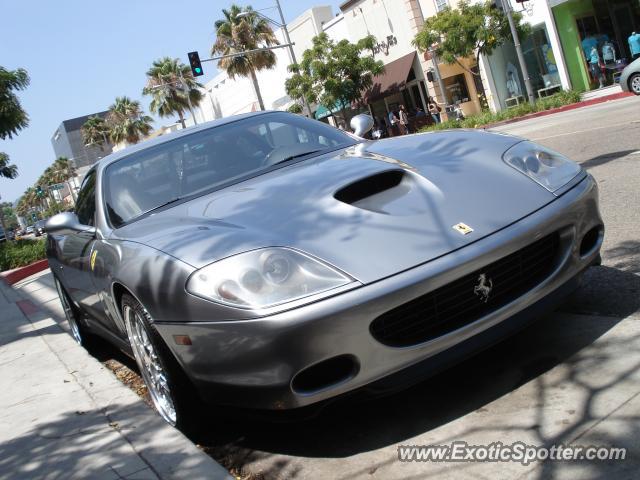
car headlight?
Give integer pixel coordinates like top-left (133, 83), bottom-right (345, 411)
top-left (503, 141), bottom-right (581, 193)
top-left (186, 247), bottom-right (355, 309)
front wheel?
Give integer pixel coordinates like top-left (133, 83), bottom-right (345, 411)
top-left (629, 73), bottom-right (640, 95)
top-left (121, 293), bottom-right (203, 435)
top-left (54, 275), bottom-right (94, 349)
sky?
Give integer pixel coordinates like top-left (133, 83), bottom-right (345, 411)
top-left (0, 0), bottom-right (343, 203)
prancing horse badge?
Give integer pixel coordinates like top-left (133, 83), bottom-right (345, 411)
top-left (452, 222), bottom-right (474, 235)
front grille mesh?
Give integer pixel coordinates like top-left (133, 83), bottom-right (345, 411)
top-left (370, 232), bottom-right (560, 347)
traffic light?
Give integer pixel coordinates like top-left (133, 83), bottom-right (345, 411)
top-left (36, 185), bottom-right (44, 197)
top-left (427, 70), bottom-right (434, 83)
top-left (31, 212), bottom-right (37, 222)
top-left (188, 51), bottom-right (204, 77)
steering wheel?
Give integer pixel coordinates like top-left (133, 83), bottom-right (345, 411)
top-left (262, 142), bottom-right (325, 167)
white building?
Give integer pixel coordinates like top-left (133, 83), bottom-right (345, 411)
top-left (195, 6), bottom-right (336, 121)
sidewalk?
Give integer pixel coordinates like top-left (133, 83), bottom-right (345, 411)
top-left (0, 270), bottom-right (231, 480)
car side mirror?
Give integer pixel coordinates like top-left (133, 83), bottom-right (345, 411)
top-left (350, 114), bottom-right (374, 138)
top-left (45, 212), bottom-right (96, 236)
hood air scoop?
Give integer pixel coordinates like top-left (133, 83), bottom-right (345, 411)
top-left (334, 169), bottom-right (430, 216)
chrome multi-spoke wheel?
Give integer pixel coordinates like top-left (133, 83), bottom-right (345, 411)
top-left (631, 74), bottom-right (640, 95)
top-left (124, 303), bottom-right (177, 426)
top-left (54, 276), bottom-right (82, 344)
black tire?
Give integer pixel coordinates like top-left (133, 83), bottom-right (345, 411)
top-left (629, 73), bottom-right (640, 96)
top-left (121, 293), bottom-right (205, 437)
top-left (54, 275), bottom-right (97, 352)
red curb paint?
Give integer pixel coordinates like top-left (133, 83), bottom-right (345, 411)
top-left (1, 259), bottom-right (50, 286)
top-left (16, 299), bottom-right (40, 315)
top-left (483, 91), bottom-right (634, 129)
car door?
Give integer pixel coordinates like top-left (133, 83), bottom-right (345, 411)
top-left (59, 169), bottom-right (105, 324)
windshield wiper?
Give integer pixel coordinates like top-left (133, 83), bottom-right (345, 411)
top-left (271, 149), bottom-right (324, 166)
top-left (142, 197), bottom-right (184, 215)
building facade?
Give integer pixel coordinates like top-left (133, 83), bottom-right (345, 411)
top-left (196, 6), bottom-right (336, 121)
top-left (549, 0), bottom-right (640, 92)
top-left (51, 111), bottom-right (115, 169)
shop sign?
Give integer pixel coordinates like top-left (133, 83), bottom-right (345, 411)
top-left (372, 35), bottom-right (398, 56)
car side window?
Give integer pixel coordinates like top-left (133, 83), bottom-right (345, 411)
top-left (75, 170), bottom-right (97, 226)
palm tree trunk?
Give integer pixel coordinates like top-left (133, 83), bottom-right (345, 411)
top-left (249, 68), bottom-right (265, 111)
top-left (177, 110), bottom-right (186, 129)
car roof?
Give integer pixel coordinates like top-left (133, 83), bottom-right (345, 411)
top-left (93, 110), bottom-right (275, 172)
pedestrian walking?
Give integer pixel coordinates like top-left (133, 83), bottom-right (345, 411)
top-left (428, 101), bottom-right (442, 124)
top-left (398, 105), bottom-right (409, 135)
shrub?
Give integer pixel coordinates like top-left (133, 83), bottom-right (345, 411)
top-left (419, 90), bottom-right (582, 133)
top-left (0, 239), bottom-right (47, 271)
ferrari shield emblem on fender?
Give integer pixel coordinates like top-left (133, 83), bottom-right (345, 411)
top-left (90, 250), bottom-right (98, 271)
top-left (452, 222), bottom-right (474, 235)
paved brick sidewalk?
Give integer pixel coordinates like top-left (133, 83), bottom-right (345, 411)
top-left (0, 270), bottom-right (231, 480)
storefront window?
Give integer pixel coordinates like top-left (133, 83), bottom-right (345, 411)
top-left (522, 26), bottom-right (561, 92)
top-left (443, 74), bottom-right (470, 104)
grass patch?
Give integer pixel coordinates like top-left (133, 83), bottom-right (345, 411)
top-left (420, 90), bottom-right (582, 132)
top-left (0, 238), bottom-right (47, 271)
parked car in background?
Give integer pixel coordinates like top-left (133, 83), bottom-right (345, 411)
top-left (0, 227), bottom-right (5, 242)
top-left (34, 220), bottom-right (46, 236)
top-left (25, 226), bottom-right (34, 235)
top-left (620, 57), bottom-right (640, 95)
top-left (46, 111), bottom-right (603, 435)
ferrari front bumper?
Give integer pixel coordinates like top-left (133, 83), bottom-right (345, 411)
top-left (155, 174), bottom-right (603, 410)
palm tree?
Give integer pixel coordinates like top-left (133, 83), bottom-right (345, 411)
top-left (106, 96), bottom-right (153, 145)
top-left (143, 57), bottom-right (204, 129)
top-left (0, 66), bottom-right (30, 140)
top-left (212, 4), bottom-right (279, 111)
top-left (0, 152), bottom-right (17, 179)
top-left (81, 115), bottom-right (110, 150)
top-left (16, 187), bottom-right (37, 219)
top-left (0, 152), bottom-right (18, 238)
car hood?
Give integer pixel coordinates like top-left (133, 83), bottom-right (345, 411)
top-left (113, 130), bottom-right (556, 284)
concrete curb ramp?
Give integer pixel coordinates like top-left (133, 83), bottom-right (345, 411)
top-left (0, 269), bottom-right (232, 480)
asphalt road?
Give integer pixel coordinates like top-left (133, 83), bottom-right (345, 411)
top-left (197, 97), bottom-right (640, 480)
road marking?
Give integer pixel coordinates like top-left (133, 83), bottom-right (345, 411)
top-left (524, 120), bottom-right (639, 141)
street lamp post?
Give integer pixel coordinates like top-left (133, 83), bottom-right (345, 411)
top-left (238, 2), bottom-right (313, 117)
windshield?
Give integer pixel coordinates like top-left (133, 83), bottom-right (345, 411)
top-left (104, 112), bottom-right (356, 227)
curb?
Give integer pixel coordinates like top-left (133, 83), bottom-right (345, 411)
top-left (483, 91), bottom-right (634, 129)
top-left (1, 259), bottom-right (50, 285)
top-left (5, 270), bottom-right (233, 480)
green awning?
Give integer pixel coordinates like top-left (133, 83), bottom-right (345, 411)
top-left (315, 99), bottom-right (350, 119)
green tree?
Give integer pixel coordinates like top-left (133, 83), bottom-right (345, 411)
top-left (212, 4), bottom-right (279, 111)
top-left (0, 203), bottom-right (19, 231)
top-left (143, 57), bottom-right (204, 129)
top-left (0, 152), bottom-right (19, 238)
top-left (16, 187), bottom-right (37, 218)
top-left (0, 66), bottom-right (29, 140)
top-left (0, 152), bottom-right (17, 180)
top-left (106, 96), bottom-right (153, 145)
top-left (0, 66), bottom-right (29, 238)
top-left (285, 33), bottom-right (385, 123)
top-left (81, 115), bottom-right (110, 150)
top-left (412, 1), bottom-right (529, 73)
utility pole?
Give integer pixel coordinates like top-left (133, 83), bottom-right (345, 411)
top-left (274, 0), bottom-right (313, 118)
top-left (429, 48), bottom-right (448, 109)
top-left (501, 0), bottom-right (535, 105)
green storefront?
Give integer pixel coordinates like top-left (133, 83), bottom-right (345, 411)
top-left (551, 0), bottom-right (640, 91)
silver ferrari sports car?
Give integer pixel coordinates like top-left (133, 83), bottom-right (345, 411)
top-left (46, 111), bottom-right (603, 433)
